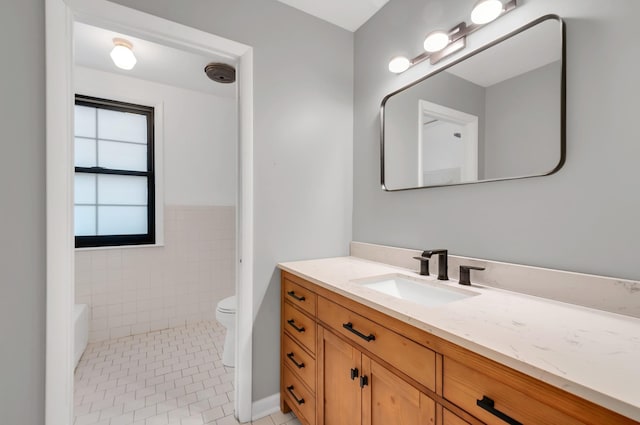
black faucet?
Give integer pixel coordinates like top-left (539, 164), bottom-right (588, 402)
top-left (422, 249), bottom-right (448, 280)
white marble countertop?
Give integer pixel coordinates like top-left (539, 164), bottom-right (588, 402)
top-left (279, 256), bottom-right (640, 421)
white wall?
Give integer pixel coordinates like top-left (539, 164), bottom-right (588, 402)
top-left (74, 66), bottom-right (237, 341)
top-left (75, 66), bottom-right (237, 206)
top-left (105, 0), bottom-right (355, 401)
top-left (354, 0), bottom-right (640, 281)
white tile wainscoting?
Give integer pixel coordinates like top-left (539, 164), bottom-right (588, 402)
top-left (76, 205), bottom-right (236, 342)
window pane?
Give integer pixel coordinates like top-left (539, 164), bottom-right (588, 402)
top-left (97, 175), bottom-right (147, 205)
top-left (98, 109), bottom-right (147, 143)
top-left (75, 206), bottom-right (96, 236)
top-left (75, 174), bottom-right (96, 204)
top-left (98, 140), bottom-right (147, 171)
top-left (98, 206), bottom-right (147, 235)
top-left (75, 105), bottom-right (96, 138)
top-left (75, 138), bottom-right (96, 167)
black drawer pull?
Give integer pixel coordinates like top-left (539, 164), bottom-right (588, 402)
top-left (287, 291), bottom-right (306, 302)
top-left (286, 385), bottom-right (305, 405)
top-left (350, 367), bottom-right (359, 380)
top-left (287, 319), bottom-right (305, 333)
top-left (342, 322), bottom-right (375, 342)
top-left (286, 352), bottom-right (305, 369)
top-left (476, 396), bottom-right (522, 425)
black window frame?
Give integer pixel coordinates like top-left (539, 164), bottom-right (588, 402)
top-left (74, 94), bottom-right (156, 248)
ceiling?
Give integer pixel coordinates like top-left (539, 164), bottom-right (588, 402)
top-left (445, 20), bottom-right (561, 87)
top-left (74, 22), bottom-right (236, 98)
top-left (276, 0), bottom-right (389, 32)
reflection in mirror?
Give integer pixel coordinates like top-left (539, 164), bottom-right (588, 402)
top-left (381, 16), bottom-right (565, 190)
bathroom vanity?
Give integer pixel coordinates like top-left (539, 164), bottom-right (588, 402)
top-left (278, 253), bottom-right (640, 425)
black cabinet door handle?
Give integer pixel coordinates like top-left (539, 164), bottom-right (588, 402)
top-left (360, 375), bottom-right (369, 388)
top-left (287, 291), bottom-right (306, 302)
top-left (476, 396), bottom-right (523, 425)
top-left (350, 368), bottom-right (359, 380)
top-left (287, 319), bottom-right (305, 333)
top-left (286, 352), bottom-right (305, 369)
top-left (286, 385), bottom-right (305, 405)
top-left (342, 322), bottom-right (375, 342)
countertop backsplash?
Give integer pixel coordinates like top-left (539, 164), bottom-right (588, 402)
top-left (350, 241), bottom-right (640, 319)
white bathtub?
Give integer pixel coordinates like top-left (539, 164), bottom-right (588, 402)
top-left (74, 304), bottom-right (89, 368)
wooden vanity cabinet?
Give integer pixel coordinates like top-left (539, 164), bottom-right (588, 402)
top-left (280, 271), bottom-right (639, 425)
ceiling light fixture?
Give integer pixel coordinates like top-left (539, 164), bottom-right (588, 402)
top-left (388, 0), bottom-right (516, 74)
top-left (110, 38), bottom-right (137, 70)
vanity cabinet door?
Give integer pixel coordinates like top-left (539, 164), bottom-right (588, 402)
top-left (443, 409), bottom-right (473, 425)
top-left (361, 355), bottom-right (436, 425)
top-left (319, 327), bottom-right (362, 425)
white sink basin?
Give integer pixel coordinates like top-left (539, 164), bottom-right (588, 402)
top-left (357, 274), bottom-right (476, 308)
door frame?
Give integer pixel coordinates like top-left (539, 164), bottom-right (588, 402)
top-left (45, 0), bottom-right (255, 423)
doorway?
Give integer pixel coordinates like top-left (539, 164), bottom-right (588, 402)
top-left (45, 0), bottom-right (254, 423)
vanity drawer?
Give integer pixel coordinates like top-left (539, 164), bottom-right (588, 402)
top-left (283, 333), bottom-right (316, 392)
top-left (283, 365), bottom-right (316, 425)
top-left (317, 296), bottom-right (436, 391)
top-left (283, 277), bottom-right (317, 316)
top-left (284, 301), bottom-right (316, 354)
top-left (443, 358), bottom-right (584, 425)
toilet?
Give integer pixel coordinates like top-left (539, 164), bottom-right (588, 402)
top-left (215, 295), bottom-right (236, 367)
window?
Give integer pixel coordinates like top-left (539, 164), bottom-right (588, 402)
top-left (74, 95), bottom-right (155, 248)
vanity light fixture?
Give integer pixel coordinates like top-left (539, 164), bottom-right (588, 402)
top-left (471, 0), bottom-right (504, 24)
top-left (388, 0), bottom-right (517, 74)
top-left (388, 56), bottom-right (411, 73)
top-left (423, 30), bottom-right (450, 53)
top-left (110, 38), bottom-right (137, 70)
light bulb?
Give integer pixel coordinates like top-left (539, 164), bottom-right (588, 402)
top-left (423, 31), bottom-right (449, 53)
top-left (388, 56), bottom-right (411, 74)
top-left (110, 38), bottom-right (137, 70)
top-left (470, 0), bottom-right (503, 25)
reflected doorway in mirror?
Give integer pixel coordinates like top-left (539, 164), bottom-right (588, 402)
top-left (418, 100), bottom-right (478, 186)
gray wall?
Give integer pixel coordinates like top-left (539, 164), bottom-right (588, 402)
top-left (485, 60), bottom-right (561, 179)
top-left (0, 1), bottom-right (46, 424)
top-left (108, 0), bottom-right (354, 400)
top-left (354, 0), bottom-right (640, 281)
top-left (384, 71), bottom-right (485, 188)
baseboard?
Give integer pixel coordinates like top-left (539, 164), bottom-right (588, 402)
top-left (251, 393), bottom-right (280, 421)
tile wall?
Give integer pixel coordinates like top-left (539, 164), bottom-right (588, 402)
top-left (76, 205), bottom-right (236, 342)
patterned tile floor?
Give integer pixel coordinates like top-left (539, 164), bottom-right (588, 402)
top-left (74, 321), bottom-right (301, 425)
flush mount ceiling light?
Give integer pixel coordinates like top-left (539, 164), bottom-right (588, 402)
top-left (388, 0), bottom-right (516, 74)
top-left (110, 38), bottom-right (137, 70)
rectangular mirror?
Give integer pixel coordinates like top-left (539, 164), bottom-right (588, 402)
top-left (381, 16), bottom-right (565, 190)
